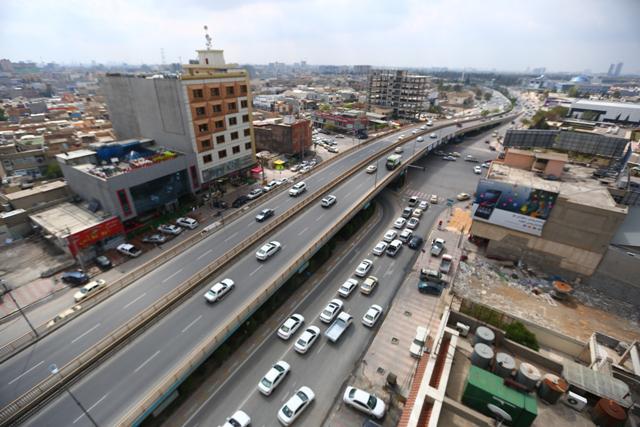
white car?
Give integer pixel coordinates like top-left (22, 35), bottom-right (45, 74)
top-left (222, 410), bottom-right (251, 427)
top-left (406, 217), bottom-right (419, 229)
top-left (430, 133), bottom-right (437, 139)
top-left (338, 279), bottom-right (358, 298)
top-left (399, 228), bottom-right (413, 243)
top-left (263, 180), bottom-right (279, 192)
top-left (247, 188), bottom-right (264, 200)
top-left (117, 243), bottom-right (141, 257)
top-left (355, 259), bottom-right (373, 277)
top-left (372, 241), bottom-right (387, 256)
top-left (204, 278), bottom-right (235, 303)
top-left (474, 166), bottom-right (482, 174)
top-left (393, 217), bottom-right (407, 229)
top-left (277, 386), bottom-right (315, 425)
top-left (289, 182), bottom-right (307, 197)
top-left (362, 304), bottom-right (383, 327)
top-left (277, 314), bottom-right (305, 340)
top-left (366, 164), bottom-right (377, 174)
top-left (411, 208), bottom-right (423, 218)
top-left (176, 217), bottom-right (199, 229)
top-left (73, 279), bottom-right (106, 303)
top-left (417, 136), bottom-right (424, 142)
top-left (294, 326), bottom-right (321, 354)
top-left (343, 386), bottom-right (386, 419)
top-left (418, 200), bottom-right (429, 210)
top-left (258, 360), bottom-right (290, 396)
top-left (360, 276), bottom-right (378, 295)
top-left (395, 146), bottom-right (404, 154)
top-left (430, 194), bottom-right (438, 204)
top-left (158, 224), bottom-right (182, 235)
top-left (412, 129), bottom-right (418, 134)
top-left (256, 241), bottom-right (282, 260)
top-left (321, 195), bottom-right (337, 207)
top-left (383, 229), bottom-right (397, 243)
top-left (320, 299), bottom-right (344, 323)
top-left (420, 125), bottom-right (427, 130)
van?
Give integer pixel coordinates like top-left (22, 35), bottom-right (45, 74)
top-left (409, 326), bottom-right (429, 358)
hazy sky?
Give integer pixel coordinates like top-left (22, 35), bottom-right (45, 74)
top-left (2, 0), bottom-right (639, 73)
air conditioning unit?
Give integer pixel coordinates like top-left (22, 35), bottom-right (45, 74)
top-left (562, 391), bottom-right (587, 411)
top-left (456, 322), bottom-right (470, 337)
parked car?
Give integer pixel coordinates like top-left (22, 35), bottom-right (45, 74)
top-left (222, 410), bottom-right (251, 427)
top-left (289, 182), bottom-right (307, 197)
top-left (247, 188), bottom-right (264, 200)
top-left (465, 155), bottom-right (479, 163)
top-left (386, 239), bottom-right (402, 257)
top-left (176, 217), bottom-right (199, 229)
top-left (418, 200), bottom-right (429, 210)
top-left (406, 217), bottom-right (419, 229)
top-left (320, 299), bottom-right (344, 323)
top-left (411, 208), bottom-right (423, 218)
top-left (410, 326), bottom-right (430, 358)
top-left (439, 254), bottom-right (453, 274)
top-left (73, 279), bottom-right (106, 302)
top-left (94, 255), bottom-right (112, 270)
top-left (232, 195), bottom-right (249, 208)
top-left (47, 305), bottom-right (82, 328)
top-left (393, 217), bottom-right (407, 229)
top-left (294, 326), bottom-right (321, 354)
top-left (117, 243), bottom-right (142, 257)
top-left (204, 278), bottom-right (235, 303)
top-left (399, 228), bottom-right (413, 243)
top-left (430, 194), bottom-right (438, 204)
top-left (355, 259), bottom-right (373, 277)
top-left (256, 241), bottom-right (282, 260)
top-left (360, 276), bottom-right (378, 295)
top-left (321, 195), bottom-right (337, 207)
top-left (383, 229), bottom-right (397, 243)
top-left (327, 146), bottom-right (339, 153)
top-left (255, 208), bottom-right (275, 222)
top-left (277, 386), bottom-right (315, 425)
top-left (372, 241), bottom-right (387, 256)
top-left (338, 278), bottom-right (358, 298)
top-left (408, 236), bottom-right (424, 250)
top-left (401, 207), bottom-right (413, 218)
top-left (430, 238), bottom-right (446, 256)
top-left (277, 314), bottom-right (305, 340)
top-left (408, 196), bottom-right (419, 206)
top-left (158, 224), bottom-right (183, 235)
top-left (142, 233), bottom-right (167, 244)
top-left (263, 180), bottom-right (279, 192)
top-left (258, 360), bottom-right (290, 396)
top-left (343, 386), bottom-right (386, 419)
top-left (362, 304), bottom-right (383, 327)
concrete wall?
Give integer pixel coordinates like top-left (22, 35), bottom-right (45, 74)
top-left (545, 159), bottom-right (565, 177)
top-left (586, 245), bottom-right (640, 309)
top-left (504, 151), bottom-right (534, 170)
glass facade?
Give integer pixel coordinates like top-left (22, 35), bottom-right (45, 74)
top-left (129, 170), bottom-right (189, 215)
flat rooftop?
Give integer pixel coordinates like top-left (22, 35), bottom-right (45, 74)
top-left (3, 180), bottom-right (67, 201)
top-left (572, 99), bottom-right (640, 111)
top-left (30, 202), bottom-right (104, 238)
top-left (489, 162), bottom-right (627, 213)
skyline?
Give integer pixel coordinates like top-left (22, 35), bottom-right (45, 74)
top-left (1, 0), bottom-right (640, 74)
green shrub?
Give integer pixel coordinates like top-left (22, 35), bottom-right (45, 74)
top-left (505, 321), bottom-right (539, 351)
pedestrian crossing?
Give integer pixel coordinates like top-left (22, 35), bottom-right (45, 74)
top-left (404, 188), bottom-right (435, 202)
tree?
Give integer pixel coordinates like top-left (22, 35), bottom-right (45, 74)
top-left (473, 88), bottom-right (483, 100)
top-left (505, 321), bottom-right (539, 351)
top-left (483, 92), bottom-right (492, 101)
top-left (612, 90), bottom-right (621, 99)
top-left (481, 110), bottom-right (489, 117)
top-left (452, 84), bottom-right (462, 92)
top-left (45, 162), bottom-right (62, 179)
top-left (324, 123), bottom-right (336, 132)
top-left (462, 96), bottom-right (474, 107)
top-left (0, 107), bottom-right (7, 121)
top-left (319, 103), bottom-right (331, 112)
top-left (567, 86), bottom-right (580, 98)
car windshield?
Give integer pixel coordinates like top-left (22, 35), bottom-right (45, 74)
top-left (281, 325), bottom-right (290, 333)
top-left (322, 309), bottom-right (332, 317)
top-left (367, 395), bottom-right (378, 409)
top-left (296, 391), bottom-right (308, 401)
top-left (365, 314), bottom-right (373, 321)
top-left (296, 338), bottom-right (306, 347)
top-left (282, 405), bottom-right (293, 417)
top-left (413, 338), bottom-right (424, 346)
top-left (261, 377), bottom-right (272, 388)
top-left (228, 419), bottom-right (241, 427)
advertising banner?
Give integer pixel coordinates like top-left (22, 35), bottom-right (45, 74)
top-left (471, 179), bottom-right (558, 236)
top-left (67, 216), bottom-right (125, 255)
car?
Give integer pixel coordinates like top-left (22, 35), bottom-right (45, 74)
top-left (434, 150), bottom-right (446, 156)
top-left (343, 386), bottom-right (386, 419)
top-left (290, 164), bottom-right (302, 172)
top-left (204, 278), bottom-right (235, 303)
top-left (386, 239), bottom-right (403, 257)
top-left (406, 217), bottom-right (419, 229)
top-left (176, 217), bottom-right (199, 229)
top-left (47, 305), bottom-right (82, 328)
top-left (430, 194), bottom-right (438, 204)
top-left (327, 146), bottom-right (339, 153)
top-left (258, 360), bottom-right (290, 396)
top-left (320, 299), bottom-right (344, 323)
top-left (255, 208), bottom-right (275, 222)
top-left (408, 236), bottom-right (424, 249)
top-left (394, 146), bottom-right (404, 154)
top-left (362, 304), bottom-right (383, 327)
top-left (247, 188), bottom-right (264, 200)
top-left (321, 195), bottom-right (337, 207)
top-left (277, 386), bottom-right (315, 425)
top-left (399, 228), bottom-right (413, 243)
top-left (294, 326), bottom-right (321, 354)
top-left (355, 259), bottom-right (373, 277)
top-left (419, 125), bottom-right (427, 130)
top-left (383, 229), bottom-right (397, 243)
top-left (456, 192), bottom-right (471, 201)
top-left (410, 326), bottom-right (430, 358)
top-left (360, 276), bottom-right (378, 295)
top-left (430, 238), bottom-right (446, 257)
top-left (408, 196), bottom-right (419, 206)
top-left (338, 278), bottom-right (358, 298)
top-left (289, 182), bottom-right (307, 197)
top-left (263, 180), bottom-right (279, 192)
top-left (61, 270), bottom-right (90, 286)
top-left (142, 233), bottom-right (167, 244)
top-left (372, 241), bottom-right (388, 256)
top-left (158, 224), bottom-right (183, 235)
top-left (277, 314), bottom-right (305, 340)
top-left (442, 155), bottom-right (456, 161)
top-left (411, 208), bottom-right (423, 218)
top-left (401, 207), bottom-right (413, 218)
top-left (417, 136), bottom-right (424, 142)
top-left (451, 152), bottom-right (461, 157)
top-left (256, 241), bottom-right (282, 260)
top-left (232, 195), bottom-right (250, 208)
top-left (473, 166), bottom-right (482, 174)
top-left (430, 133), bottom-right (437, 139)
top-left (73, 279), bottom-right (106, 302)
top-left (335, 134), bottom-right (344, 139)
top-left (465, 155), bottom-right (479, 163)
top-left (481, 162), bottom-right (490, 168)
top-left (117, 243), bottom-right (142, 257)
top-left (393, 217), bottom-right (406, 229)
top-left (94, 255), bottom-right (112, 270)
top-left (418, 200), bottom-right (428, 210)
top-left (412, 129), bottom-right (418, 134)
top-left (222, 410), bottom-right (251, 427)
top-left (397, 134), bottom-right (405, 140)
top-left (366, 164), bottom-right (377, 174)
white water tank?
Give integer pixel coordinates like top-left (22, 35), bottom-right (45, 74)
top-left (494, 352), bottom-right (516, 378)
top-left (516, 362), bottom-right (541, 391)
top-left (471, 343), bottom-right (494, 369)
top-left (474, 326), bottom-right (495, 346)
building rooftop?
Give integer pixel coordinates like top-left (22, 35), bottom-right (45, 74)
top-left (571, 99), bottom-right (640, 110)
top-left (56, 149), bottom-right (95, 161)
top-left (30, 202), bottom-right (105, 238)
top-left (2, 180), bottom-right (67, 202)
top-left (489, 162), bottom-right (626, 213)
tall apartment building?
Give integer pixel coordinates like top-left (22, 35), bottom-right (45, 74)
top-left (101, 47), bottom-right (255, 186)
top-left (367, 69), bottom-right (429, 120)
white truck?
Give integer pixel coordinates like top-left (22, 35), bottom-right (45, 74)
top-left (324, 312), bottom-right (353, 343)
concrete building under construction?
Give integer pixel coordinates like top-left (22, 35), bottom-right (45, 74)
top-left (367, 69), bottom-right (429, 120)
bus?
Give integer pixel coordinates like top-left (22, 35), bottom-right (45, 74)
top-left (386, 154), bottom-right (402, 170)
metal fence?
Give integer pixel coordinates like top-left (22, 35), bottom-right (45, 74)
top-left (504, 129), bottom-right (628, 158)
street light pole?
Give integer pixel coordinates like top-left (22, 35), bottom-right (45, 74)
top-left (1, 279), bottom-right (38, 337)
top-left (49, 364), bottom-right (98, 427)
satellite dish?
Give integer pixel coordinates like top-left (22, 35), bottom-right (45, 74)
top-left (487, 404), bottom-right (512, 426)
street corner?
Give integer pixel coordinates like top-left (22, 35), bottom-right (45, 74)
top-left (445, 205), bottom-right (472, 234)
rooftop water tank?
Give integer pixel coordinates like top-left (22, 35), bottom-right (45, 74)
top-left (516, 362), bottom-right (541, 391)
top-left (493, 352), bottom-right (516, 378)
top-left (471, 343), bottom-right (494, 370)
top-left (474, 326), bottom-right (495, 346)
top-left (537, 374), bottom-right (569, 404)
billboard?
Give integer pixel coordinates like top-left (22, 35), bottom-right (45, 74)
top-left (67, 216), bottom-right (125, 255)
top-left (471, 179), bottom-right (558, 236)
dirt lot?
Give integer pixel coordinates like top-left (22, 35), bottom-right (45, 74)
top-left (0, 237), bottom-right (70, 290)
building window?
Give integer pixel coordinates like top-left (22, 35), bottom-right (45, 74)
top-left (210, 87), bottom-right (220, 97)
top-left (244, 128), bottom-right (251, 137)
top-left (245, 142), bottom-right (252, 150)
top-left (117, 189), bottom-right (132, 216)
top-left (242, 114), bottom-right (249, 123)
top-left (203, 154), bottom-right (213, 163)
top-left (212, 104), bottom-right (222, 113)
top-left (240, 85), bottom-right (248, 94)
top-left (227, 102), bottom-right (237, 111)
top-left (240, 100), bottom-right (248, 108)
top-left (232, 145), bottom-right (240, 154)
top-left (198, 123), bottom-right (209, 133)
top-left (226, 86), bottom-right (235, 96)
top-left (190, 165), bottom-right (199, 189)
top-left (218, 149), bottom-right (227, 159)
top-left (195, 106), bottom-right (206, 117)
top-left (229, 117), bottom-right (237, 126)
top-left (230, 131), bottom-right (239, 140)
top-left (214, 120), bottom-right (224, 129)
top-left (201, 139), bottom-right (212, 149)
top-left (192, 89), bottom-right (204, 99)
top-left (216, 135), bottom-right (225, 144)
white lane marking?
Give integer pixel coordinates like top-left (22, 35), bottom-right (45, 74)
top-left (162, 269), bottom-right (183, 283)
top-left (8, 360), bottom-right (43, 385)
top-left (122, 293), bottom-right (146, 310)
top-left (134, 350), bottom-right (161, 374)
top-left (73, 392), bottom-right (110, 424)
top-left (297, 227), bottom-right (309, 236)
top-left (249, 265), bottom-right (263, 277)
top-left (181, 315), bottom-right (203, 334)
top-left (315, 213), bottom-right (325, 222)
top-left (197, 248), bottom-right (213, 260)
top-left (71, 323), bottom-right (101, 344)
top-left (223, 231), bottom-right (239, 243)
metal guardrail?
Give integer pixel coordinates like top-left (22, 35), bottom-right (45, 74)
top-left (0, 114), bottom-right (513, 425)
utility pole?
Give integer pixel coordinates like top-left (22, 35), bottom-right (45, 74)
top-left (1, 279), bottom-right (38, 337)
top-left (49, 364), bottom-right (98, 427)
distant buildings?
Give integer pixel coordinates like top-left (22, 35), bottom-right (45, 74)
top-left (367, 69), bottom-right (429, 120)
top-left (253, 117), bottom-right (312, 156)
top-left (310, 110), bottom-right (368, 136)
top-left (614, 62), bottom-right (624, 77)
top-left (568, 100), bottom-right (640, 125)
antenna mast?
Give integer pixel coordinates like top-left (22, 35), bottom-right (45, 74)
top-left (204, 25), bottom-right (212, 49)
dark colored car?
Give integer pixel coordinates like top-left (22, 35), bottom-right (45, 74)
top-left (232, 196), bottom-right (249, 208)
top-left (255, 208), bottom-right (275, 222)
top-left (212, 200), bottom-right (228, 209)
top-left (417, 281), bottom-right (444, 296)
top-left (61, 270), bottom-right (90, 286)
top-left (95, 255), bottom-right (112, 270)
top-left (408, 236), bottom-right (424, 250)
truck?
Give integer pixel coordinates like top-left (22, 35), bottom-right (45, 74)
top-left (430, 238), bottom-right (446, 257)
top-left (324, 311), bottom-right (353, 342)
top-left (386, 154), bottom-right (402, 170)
top-left (439, 254), bottom-right (453, 274)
